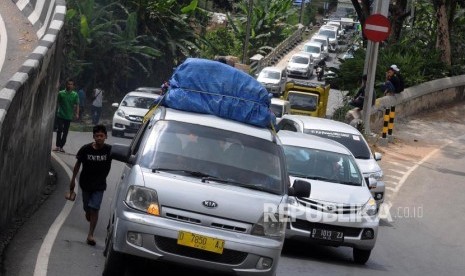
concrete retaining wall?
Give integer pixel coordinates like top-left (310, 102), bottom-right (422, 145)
top-left (371, 75), bottom-right (465, 132)
top-left (0, 0), bottom-right (66, 235)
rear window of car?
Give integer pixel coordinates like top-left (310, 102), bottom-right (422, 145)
top-left (303, 129), bottom-right (372, 159)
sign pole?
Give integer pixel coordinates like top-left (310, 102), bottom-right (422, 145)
top-left (362, 0), bottom-right (390, 135)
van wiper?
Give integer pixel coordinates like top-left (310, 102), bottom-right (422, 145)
top-left (337, 180), bottom-right (362, 186)
top-left (152, 168), bottom-right (210, 178)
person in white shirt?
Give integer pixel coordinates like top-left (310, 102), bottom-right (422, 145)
top-left (91, 87), bottom-right (103, 125)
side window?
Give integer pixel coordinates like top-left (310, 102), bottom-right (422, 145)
top-left (277, 120), bottom-right (298, 132)
top-left (130, 108), bottom-right (163, 155)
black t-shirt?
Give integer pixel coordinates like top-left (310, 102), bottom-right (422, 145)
top-left (76, 143), bottom-right (112, 191)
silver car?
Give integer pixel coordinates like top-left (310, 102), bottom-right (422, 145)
top-left (278, 131), bottom-right (379, 264)
top-left (277, 115), bottom-right (386, 208)
top-left (103, 107), bottom-right (310, 276)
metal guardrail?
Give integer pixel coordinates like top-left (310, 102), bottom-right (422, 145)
top-left (250, 24), bottom-right (306, 74)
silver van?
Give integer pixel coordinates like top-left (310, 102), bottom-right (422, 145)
top-left (103, 106), bottom-right (310, 276)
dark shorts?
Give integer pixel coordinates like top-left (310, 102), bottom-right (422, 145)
top-left (82, 190), bottom-right (104, 212)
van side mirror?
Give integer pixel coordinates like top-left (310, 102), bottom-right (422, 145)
top-left (368, 177), bottom-right (377, 189)
top-left (111, 143), bottom-right (133, 164)
top-left (289, 179), bottom-right (311, 198)
top-left (374, 152), bottom-right (382, 161)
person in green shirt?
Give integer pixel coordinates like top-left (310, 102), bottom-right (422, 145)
top-left (54, 79), bottom-right (79, 152)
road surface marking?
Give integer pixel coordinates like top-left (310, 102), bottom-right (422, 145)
top-left (33, 153), bottom-right (80, 276)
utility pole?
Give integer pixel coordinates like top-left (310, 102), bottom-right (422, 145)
top-left (242, 0), bottom-right (253, 64)
top-left (299, 1), bottom-right (305, 24)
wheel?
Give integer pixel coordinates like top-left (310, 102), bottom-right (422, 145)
top-left (112, 129), bottom-right (122, 137)
top-left (102, 235), bottom-right (126, 276)
top-left (353, 248), bottom-right (371, 264)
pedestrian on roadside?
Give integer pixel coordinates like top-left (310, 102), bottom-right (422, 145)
top-left (54, 79), bottom-right (79, 153)
top-left (77, 87), bottom-right (86, 121)
top-left (383, 67), bottom-right (400, 96)
top-left (390, 64), bottom-right (405, 93)
top-left (68, 124), bottom-right (112, 246)
top-left (91, 86), bottom-right (103, 125)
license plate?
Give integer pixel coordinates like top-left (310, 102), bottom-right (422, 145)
top-left (177, 231), bottom-right (225, 254)
top-left (310, 228), bottom-right (344, 242)
top-left (129, 122), bottom-right (141, 129)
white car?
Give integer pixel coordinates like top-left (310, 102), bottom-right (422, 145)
top-left (278, 130), bottom-right (379, 264)
top-left (276, 115), bottom-right (385, 208)
top-left (286, 52), bottom-right (313, 79)
top-left (318, 25), bottom-right (338, 52)
top-left (302, 41), bottom-right (324, 66)
top-left (309, 34), bottom-right (330, 60)
top-left (111, 91), bottom-right (161, 137)
top-left (256, 66), bottom-right (286, 96)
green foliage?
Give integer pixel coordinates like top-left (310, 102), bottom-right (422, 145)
top-left (200, 27), bottom-right (242, 58)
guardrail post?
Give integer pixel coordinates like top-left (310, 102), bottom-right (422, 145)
top-left (379, 108), bottom-right (391, 146)
top-left (387, 106), bottom-right (396, 141)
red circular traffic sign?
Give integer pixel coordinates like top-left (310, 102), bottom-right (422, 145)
top-left (363, 14), bottom-right (391, 42)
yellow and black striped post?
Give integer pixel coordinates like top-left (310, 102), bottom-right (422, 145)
top-left (382, 108), bottom-right (390, 139)
top-left (388, 106), bottom-right (396, 138)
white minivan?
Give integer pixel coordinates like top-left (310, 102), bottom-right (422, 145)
top-left (318, 25), bottom-right (338, 52)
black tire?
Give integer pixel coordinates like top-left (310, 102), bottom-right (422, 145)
top-left (112, 130), bottom-right (122, 137)
top-left (102, 237), bottom-right (126, 276)
top-left (353, 248), bottom-right (371, 264)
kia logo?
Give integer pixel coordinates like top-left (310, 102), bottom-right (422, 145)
top-left (202, 200), bottom-right (218, 208)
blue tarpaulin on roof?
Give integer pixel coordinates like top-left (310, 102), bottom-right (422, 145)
top-left (163, 58), bottom-right (276, 128)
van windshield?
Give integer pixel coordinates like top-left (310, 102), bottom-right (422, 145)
top-left (139, 121), bottom-right (285, 194)
top-left (303, 45), bottom-right (321, 54)
top-left (319, 29), bottom-right (336, 39)
top-left (287, 92), bottom-right (318, 111)
top-left (313, 38), bottom-right (327, 47)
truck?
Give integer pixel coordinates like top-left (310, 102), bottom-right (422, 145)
top-left (282, 80), bottom-right (330, 118)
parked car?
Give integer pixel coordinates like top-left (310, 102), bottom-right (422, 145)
top-left (135, 86), bottom-right (163, 95)
top-left (276, 115), bottom-right (385, 208)
top-left (278, 130), bottom-right (379, 264)
top-left (309, 34), bottom-right (330, 60)
top-left (270, 98), bottom-right (291, 123)
top-left (256, 66), bottom-right (287, 96)
top-left (286, 52), bottom-right (313, 79)
top-left (318, 25), bottom-right (338, 52)
top-left (104, 106), bottom-right (311, 276)
top-left (302, 41), bottom-right (324, 66)
top-left (111, 91), bottom-right (160, 137)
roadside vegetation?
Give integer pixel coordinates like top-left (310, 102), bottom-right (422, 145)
top-left (61, 0), bottom-right (465, 105)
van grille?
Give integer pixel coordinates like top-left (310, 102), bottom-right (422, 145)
top-left (154, 236), bottom-right (248, 265)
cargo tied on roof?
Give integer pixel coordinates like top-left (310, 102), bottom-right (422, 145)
top-left (160, 58), bottom-right (276, 128)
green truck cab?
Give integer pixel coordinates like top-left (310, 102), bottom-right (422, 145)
top-left (282, 80), bottom-right (330, 118)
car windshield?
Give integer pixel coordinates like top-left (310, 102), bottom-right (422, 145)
top-left (282, 145), bottom-right (363, 186)
top-left (319, 29), bottom-right (336, 39)
top-left (138, 121), bottom-right (285, 194)
top-left (303, 129), bottom-right (372, 159)
top-left (271, 104), bottom-right (283, 117)
top-left (313, 38), bottom-right (327, 47)
top-left (290, 56), bottom-right (309, 64)
top-left (287, 92), bottom-right (318, 111)
top-left (121, 95), bottom-right (156, 109)
top-left (303, 45), bottom-right (320, 54)
top-left (259, 70), bottom-right (281, 80)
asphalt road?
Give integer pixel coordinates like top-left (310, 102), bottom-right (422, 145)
top-left (0, 0), bottom-right (38, 89)
top-left (3, 101), bottom-right (465, 276)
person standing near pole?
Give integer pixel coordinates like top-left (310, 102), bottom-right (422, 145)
top-left (77, 87), bottom-right (86, 121)
top-left (54, 79), bottom-right (79, 152)
top-left (68, 124), bottom-right (112, 246)
top-left (91, 85), bottom-right (103, 125)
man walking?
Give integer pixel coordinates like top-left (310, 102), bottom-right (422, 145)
top-left (54, 79), bottom-right (79, 152)
top-left (91, 86), bottom-right (103, 125)
top-left (68, 124), bottom-right (112, 246)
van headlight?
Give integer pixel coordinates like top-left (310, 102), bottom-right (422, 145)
top-left (125, 186), bottom-right (160, 216)
top-left (360, 198), bottom-right (377, 217)
top-left (251, 213), bottom-right (286, 240)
